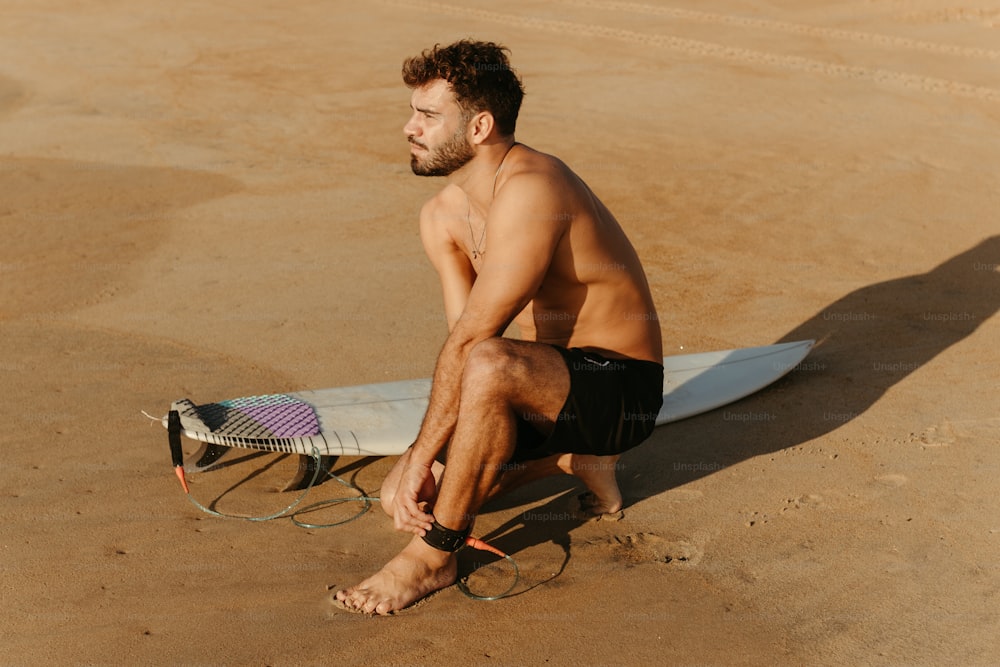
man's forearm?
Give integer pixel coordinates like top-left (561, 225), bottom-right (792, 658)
top-left (408, 332), bottom-right (482, 465)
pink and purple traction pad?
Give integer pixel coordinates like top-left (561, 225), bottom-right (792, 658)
top-left (215, 395), bottom-right (321, 439)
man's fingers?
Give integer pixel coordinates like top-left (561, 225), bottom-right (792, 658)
top-left (396, 517), bottom-right (432, 536)
top-left (402, 510), bottom-right (434, 531)
top-left (393, 501), bottom-right (434, 534)
top-left (392, 460), bottom-right (436, 534)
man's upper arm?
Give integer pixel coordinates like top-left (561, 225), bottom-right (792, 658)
top-left (419, 197), bottom-right (475, 331)
top-left (456, 175), bottom-right (567, 340)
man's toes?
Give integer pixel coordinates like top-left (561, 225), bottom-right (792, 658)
top-left (367, 594), bottom-right (395, 615)
top-left (335, 588), bottom-right (358, 605)
top-left (341, 590), bottom-right (365, 611)
top-left (356, 595), bottom-right (377, 614)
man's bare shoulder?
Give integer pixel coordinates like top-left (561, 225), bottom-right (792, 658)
top-left (498, 146), bottom-right (586, 200)
top-left (493, 146), bottom-right (589, 222)
top-left (419, 184), bottom-right (465, 220)
top-left (503, 145), bottom-right (571, 180)
top-left (419, 185), bottom-right (465, 242)
top-left (420, 184), bottom-right (465, 265)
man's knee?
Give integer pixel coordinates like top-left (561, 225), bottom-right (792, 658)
top-left (378, 478), bottom-right (397, 518)
top-left (462, 338), bottom-right (519, 392)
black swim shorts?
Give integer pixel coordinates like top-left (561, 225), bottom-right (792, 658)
top-left (512, 346), bottom-right (664, 462)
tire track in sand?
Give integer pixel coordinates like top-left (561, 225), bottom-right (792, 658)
top-left (554, 0), bottom-right (1000, 61)
top-left (379, 0), bottom-right (1000, 103)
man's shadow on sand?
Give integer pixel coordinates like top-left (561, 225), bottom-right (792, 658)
top-left (474, 235), bottom-right (1000, 584)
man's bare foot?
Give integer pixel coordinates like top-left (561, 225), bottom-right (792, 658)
top-left (576, 491), bottom-right (625, 521)
top-left (333, 536), bottom-right (457, 615)
top-left (558, 453), bottom-right (623, 515)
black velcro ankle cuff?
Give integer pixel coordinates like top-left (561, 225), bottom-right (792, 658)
top-left (421, 520), bottom-right (470, 552)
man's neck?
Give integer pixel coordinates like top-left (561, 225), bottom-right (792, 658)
top-left (450, 139), bottom-right (517, 210)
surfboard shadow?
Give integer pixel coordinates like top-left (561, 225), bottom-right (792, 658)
top-left (477, 235), bottom-right (1000, 569)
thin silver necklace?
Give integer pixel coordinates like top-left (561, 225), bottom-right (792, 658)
top-left (468, 142), bottom-right (517, 260)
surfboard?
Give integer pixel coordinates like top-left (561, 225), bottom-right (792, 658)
top-left (159, 340), bottom-right (813, 487)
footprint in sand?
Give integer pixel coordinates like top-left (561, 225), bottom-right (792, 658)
top-left (779, 494), bottom-right (826, 513)
top-left (875, 473), bottom-right (909, 487)
top-left (919, 420), bottom-right (956, 448)
top-left (582, 532), bottom-right (704, 567)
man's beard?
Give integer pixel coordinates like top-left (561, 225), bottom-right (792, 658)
top-left (410, 126), bottom-right (475, 176)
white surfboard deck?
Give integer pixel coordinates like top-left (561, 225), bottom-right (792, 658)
top-left (162, 340), bottom-right (813, 460)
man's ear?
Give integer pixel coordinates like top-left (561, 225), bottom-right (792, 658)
top-left (468, 111), bottom-right (496, 146)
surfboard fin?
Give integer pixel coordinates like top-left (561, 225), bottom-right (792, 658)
top-left (283, 454), bottom-right (338, 492)
top-left (190, 442), bottom-right (230, 471)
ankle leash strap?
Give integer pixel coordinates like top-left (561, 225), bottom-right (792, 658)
top-left (422, 520), bottom-right (471, 552)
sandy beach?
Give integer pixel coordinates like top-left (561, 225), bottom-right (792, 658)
top-left (2, 1), bottom-right (999, 664)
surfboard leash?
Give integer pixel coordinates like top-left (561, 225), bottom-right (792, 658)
top-left (164, 410), bottom-right (519, 601)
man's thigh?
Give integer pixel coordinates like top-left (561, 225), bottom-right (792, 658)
top-left (465, 337), bottom-right (571, 429)
top-left (511, 346), bottom-right (664, 462)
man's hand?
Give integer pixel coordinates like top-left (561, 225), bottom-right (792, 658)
top-left (391, 459), bottom-right (437, 535)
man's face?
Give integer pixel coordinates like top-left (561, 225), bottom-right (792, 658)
top-left (404, 79), bottom-right (475, 177)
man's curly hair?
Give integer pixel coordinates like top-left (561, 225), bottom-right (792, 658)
top-left (402, 40), bottom-right (525, 137)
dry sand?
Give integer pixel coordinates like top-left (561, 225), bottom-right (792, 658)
top-left (2, 1), bottom-right (999, 665)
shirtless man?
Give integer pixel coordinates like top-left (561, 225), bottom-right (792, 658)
top-left (334, 40), bottom-right (663, 614)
